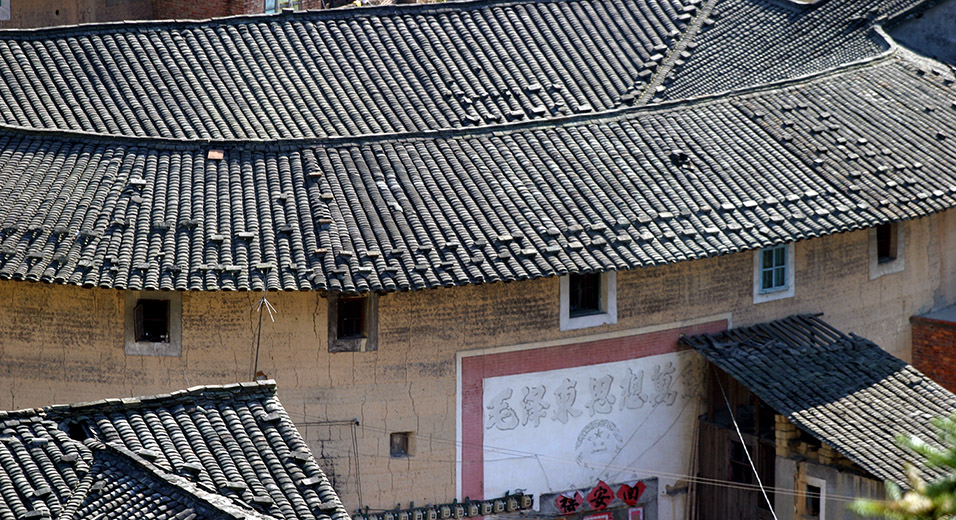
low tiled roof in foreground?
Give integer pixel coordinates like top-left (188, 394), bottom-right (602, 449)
top-left (682, 314), bottom-right (956, 486)
top-left (0, 381), bottom-right (349, 520)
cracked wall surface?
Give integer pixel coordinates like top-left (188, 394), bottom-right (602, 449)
top-left (0, 212), bottom-right (955, 512)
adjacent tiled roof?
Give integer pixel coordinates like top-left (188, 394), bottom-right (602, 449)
top-left (682, 314), bottom-right (956, 487)
top-left (0, 0), bottom-right (924, 140)
top-left (658, 0), bottom-right (927, 101)
top-left (0, 0), bottom-right (954, 292)
top-left (60, 444), bottom-right (278, 520)
top-left (0, 0), bottom-right (692, 139)
top-left (1, 54), bottom-right (955, 292)
top-left (0, 381), bottom-right (349, 520)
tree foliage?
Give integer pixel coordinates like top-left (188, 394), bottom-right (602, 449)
top-left (850, 414), bottom-right (956, 519)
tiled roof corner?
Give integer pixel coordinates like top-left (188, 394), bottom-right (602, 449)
top-left (64, 442), bottom-right (283, 520)
top-left (0, 383), bottom-right (347, 520)
top-left (682, 314), bottom-right (956, 487)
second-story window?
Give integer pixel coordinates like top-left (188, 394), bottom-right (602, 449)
top-left (328, 294), bottom-right (378, 352)
top-left (759, 244), bottom-right (788, 293)
top-left (560, 272), bottom-right (617, 331)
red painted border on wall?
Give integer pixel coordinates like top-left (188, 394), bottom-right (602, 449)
top-left (460, 320), bottom-right (727, 500)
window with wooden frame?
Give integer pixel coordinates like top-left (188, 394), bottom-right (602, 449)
top-left (328, 293), bottom-right (378, 352)
top-left (125, 291), bottom-right (182, 356)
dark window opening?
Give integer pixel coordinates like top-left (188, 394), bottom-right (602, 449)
top-left (877, 223), bottom-right (898, 263)
top-left (336, 297), bottom-right (367, 339)
top-left (806, 484), bottom-right (822, 518)
top-left (569, 273), bottom-right (602, 317)
top-left (729, 441), bottom-right (753, 484)
top-left (134, 299), bottom-right (170, 343)
top-left (390, 432), bottom-right (410, 457)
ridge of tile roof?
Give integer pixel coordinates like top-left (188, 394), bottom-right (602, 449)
top-left (1, 51), bottom-right (955, 292)
top-left (0, 44), bottom-right (901, 149)
top-left (0, 0), bottom-right (931, 141)
top-left (682, 314), bottom-right (956, 487)
top-left (0, 382), bottom-right (349, 520)
top-left (59, 441), bottom-right (281, 520)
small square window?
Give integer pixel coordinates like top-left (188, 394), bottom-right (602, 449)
top-left (559, 272), bottom-right (617, 331)
top-left (869, 222), bottom-right (904, 279)
top-left (265, 0), bottom-right (302, 13)
top-left (759, 244), bottom-right (788, 293)
top-left (390, 432), bottom-right (411, 457)
top-left (337, 297), bottom-right (367, 339)
top-left (806, 484), bottom-right (821, 517)
top-left (328, 293), bottom-right (378, 352)
top-left (125, 291), bottom-right (181, 356)
top-left (802, 476), bottom-right (826, 520)
top-left (876, 224), bottom-right (896, 263)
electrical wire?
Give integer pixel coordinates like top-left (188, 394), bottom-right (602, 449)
top-left (286, 412), bottom-right (863, 503)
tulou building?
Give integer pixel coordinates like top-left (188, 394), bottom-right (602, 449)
top-left (2, 0), bottom-right (956, 517)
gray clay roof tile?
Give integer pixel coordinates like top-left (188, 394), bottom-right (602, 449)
top-left (0, 0), bottom-right (951, 292)
top-left (0, 381), bottom-right (348, 520)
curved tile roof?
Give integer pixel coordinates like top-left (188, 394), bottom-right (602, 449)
top-left (0, 0), bottom-right (689, 139)
top-left (0, 0), bottom-right (926, 140)
top-left (1, 56), bottom-right (955, 292)
top-left (0, 381), bottom-right (349, 520)
top-left (658, 0), bottom-right (926, 100)
top-left (0, 0), bottom-right (952, 292)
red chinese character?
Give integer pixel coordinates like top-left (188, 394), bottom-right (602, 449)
top-left (586, 481), bottom-right (614, 510)
top-left (616, 482), bottom-right (647, 507)
top-left (555, 492), bottom-right (584, 514)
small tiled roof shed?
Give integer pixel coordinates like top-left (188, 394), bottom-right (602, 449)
top-left (682, 314), bottom-right (956, 487)
top-left (0, 381), bottom-right (350, 520)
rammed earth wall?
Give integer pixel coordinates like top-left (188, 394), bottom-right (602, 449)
top-left (1, 211), bottom-right (955, 513)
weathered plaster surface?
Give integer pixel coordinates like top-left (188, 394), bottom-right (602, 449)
top-left (0, 212), bottom-right (953, 511)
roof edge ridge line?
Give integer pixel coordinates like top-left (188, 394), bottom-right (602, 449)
top-left (43, 380), bottom-right (277, 414)
top-left (0, 0), bottom-right (624, 39)
top-left (0, 50), bottom-right (902, 150)
top-left (99, 442), bottom-right (280, 520)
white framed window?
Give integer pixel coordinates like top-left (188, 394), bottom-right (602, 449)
top-left (753, 243), bottom-right (795, 304)
top-left (124, 291), bottom-right (182, 356)
top-left (265, 0), bottom-right (302, 12)
top-left (869, 222), bottom-right (905, 279)
top-left (559, 271), bottom-right (617, 331)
